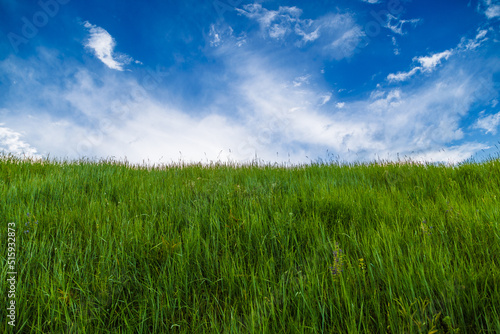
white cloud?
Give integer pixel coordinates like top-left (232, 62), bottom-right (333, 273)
top-left (335, 102), bottom-right (345, 109)
top-left (269, 23), bottom-right (289, 39)
top-left (209, 24), bottom-right (234, 47)
top-left (476, 29), bottom-right (488, 40)
top-left (294, 21), bottom-right (320, 43)
top-left (485, 5), bottom-right (500, 18)
top-left (209, 24), bottom-right (223, 47)
top-left (408, 143), bottom-right (488, 164)
top-left (385, 14), bottom-right (421, 35)
top-left (387, 50), bottom-right (454, 82)
top-left (459, 29), bottom-right (489, 50)
top-left (387, 67), bottom-right (420, 82)
top-left (0, 124), bottom-right (40, 157)
top-left (473, 111), bottom-right (500, 134)
top-left (83, 21), bottom-right (133, 71)
top-left (361, 0), bottom-right (381, 3)
top-left (388, 28), bottom-right (492, 82)
top-left (417, 50), bottom-right (453, 70)
top-left (236, 4), bottom-right (299, 38)
top-left (482, 0), bottom-right (500, 18)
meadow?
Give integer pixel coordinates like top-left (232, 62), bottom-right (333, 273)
top-left (1, 153), bottom-right (499, 333)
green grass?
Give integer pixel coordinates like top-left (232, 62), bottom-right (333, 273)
top-left (1, 154), bottom-right (499, 333)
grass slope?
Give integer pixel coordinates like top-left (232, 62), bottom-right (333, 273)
top-left (1, 155), bottom-right (499, 333)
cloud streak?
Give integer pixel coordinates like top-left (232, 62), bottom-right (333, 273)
top-left (473, 111), bottom-right (500, 135)
top-left (384, 14), bottom-right (421, 35)
top-left (387, 28), bottom-right (490, 83)
top-left (83, 21), bottom-right (133, 71)
top-left (388, 50), bottom-right (453, 82)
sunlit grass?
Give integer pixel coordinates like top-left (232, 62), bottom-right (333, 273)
top-left (1, 153), bottom-right (499, 333)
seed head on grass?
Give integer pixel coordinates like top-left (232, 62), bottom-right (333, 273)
top-left (330, 242), bottom-right (344, 281)
top-left (359, 258), bottom-right (366, 275)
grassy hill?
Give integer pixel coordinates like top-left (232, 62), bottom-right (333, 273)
top-left (1, 154), bottom-right (499, 333)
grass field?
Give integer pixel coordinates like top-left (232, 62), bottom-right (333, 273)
top-left (1, 154), bottom-right (499, 333)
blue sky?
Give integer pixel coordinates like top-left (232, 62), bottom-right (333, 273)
top-left (0, 0), bottom-right (499, 164)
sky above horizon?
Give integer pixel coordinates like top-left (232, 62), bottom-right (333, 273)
top-left (0, 0), bottom-right (499, 165)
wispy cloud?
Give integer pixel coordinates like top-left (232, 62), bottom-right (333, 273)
top-left (294, 20), bottom-right (320, 43)
top-left (320, 93), bottom-right (332, 106)
top-left (236, 4), bottom-right (302, 39)
top-left (320, 14), bottom-right (365, 59)
top-left (292, 75), bottom-right (310, 87)
top-left (482, 0), bottom-right (500, 19)
top-left (83, 21), bottom-right (133, 71)
top-left (406, 143), bottom-right (488, 163)
top-left (473, 111), bottom-right (500, 134)
top-left (458, 29), bottom-right (489, 50)
top-left (387, 27), bottom-right (492, 83)
top-left (386, 27), bottom-right (491, 83)
top-left (417, 50), bottom-right (453, 69)
top-left (209, 23), bottom-right (234, 47)
top-left (385, 14), bottom-right (421, 35)
top-left (387, 50), bottom-right (453, 82)
top-left (236, 3), bottom-right (364, 59)
top-left (392, 36), bottom-right (400, 55)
